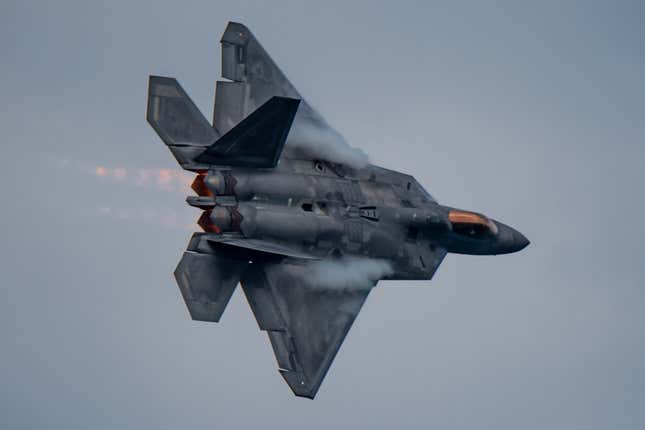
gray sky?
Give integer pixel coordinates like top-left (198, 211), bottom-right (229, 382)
top-left (1, 1), bottom-right (644, 429)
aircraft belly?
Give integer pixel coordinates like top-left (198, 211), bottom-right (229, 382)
top-left (146, 20), bottom-right (528, 400)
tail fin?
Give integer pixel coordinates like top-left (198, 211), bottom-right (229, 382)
top-left (196, 96), bottom-right (300, 168)
top-left (147, 76), bottom-right (219, 171)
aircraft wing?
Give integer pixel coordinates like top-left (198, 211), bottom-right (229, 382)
top-left (241, 259), bottom-right (371, 399)
top-left (215, 22), bottom-right (367, 168)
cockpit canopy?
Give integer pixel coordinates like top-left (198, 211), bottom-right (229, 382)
top-left (448, 210), bottom-right (498, 239)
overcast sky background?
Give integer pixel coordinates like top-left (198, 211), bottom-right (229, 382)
top-left (1, 1), bottom-right (644, 429)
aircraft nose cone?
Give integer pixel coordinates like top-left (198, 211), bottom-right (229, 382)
top-left (492, 221), bottom-right (530, 254)
top-left (512, 230), bottom-right (530, 252)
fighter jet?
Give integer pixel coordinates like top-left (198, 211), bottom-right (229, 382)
top-left (146, 22), bottom-right (529, 399)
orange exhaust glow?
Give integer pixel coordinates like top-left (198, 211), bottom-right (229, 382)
top-left (191, 173), bottom-right (213, 197)
top-left (197, 210), bottom-right (220, 233)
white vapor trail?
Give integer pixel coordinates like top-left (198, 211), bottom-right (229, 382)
top-left (307, 257), bottom-right (393, 290)
top-left (287, 115), bottom-right (369, 169)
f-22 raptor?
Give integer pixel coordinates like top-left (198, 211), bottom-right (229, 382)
top-left (147, 22), bottom-right (529, 399)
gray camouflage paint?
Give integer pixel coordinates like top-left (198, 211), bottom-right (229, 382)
top-left (147, 22), bottom-right (528, 398)
top-left (3, 1), bottom-right (644, 428)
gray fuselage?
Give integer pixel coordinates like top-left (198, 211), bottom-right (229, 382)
top-left (188, 157), bottom-right (529, 281)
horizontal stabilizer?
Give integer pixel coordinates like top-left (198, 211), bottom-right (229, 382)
top-left (147, 76), bottom-right (219, 171)
top-left (174, 234), bottom-right (250, 322)
top-left (196, 96), bottom-right (300, 168)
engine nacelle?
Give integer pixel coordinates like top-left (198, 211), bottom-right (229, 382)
top-left (203, 170), bottom-right (316, 201)
top-left (236, 203), bottom-right (343, 243)
top-left (197, 206), bottom-right (242, 234)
